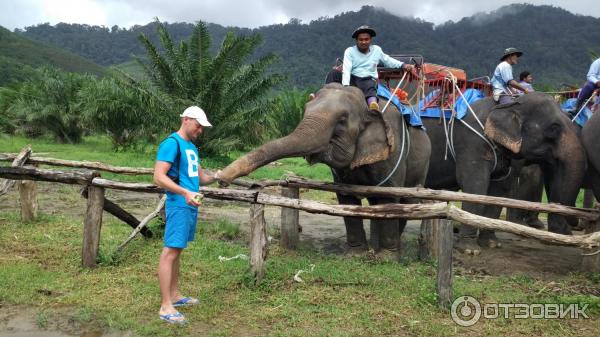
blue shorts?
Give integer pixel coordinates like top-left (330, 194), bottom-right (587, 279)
top-left (164, 206), bottom-right (198, 249)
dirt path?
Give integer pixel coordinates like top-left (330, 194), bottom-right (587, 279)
top-left (0, 182), bottom-right (589, 280)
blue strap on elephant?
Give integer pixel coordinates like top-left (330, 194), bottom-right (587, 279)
top-left (417, 88), bottom-right (486, 119)
top-left (561, 97), bottom-right (595, 127)
top-left (376, 85), bottom-right (423, 127)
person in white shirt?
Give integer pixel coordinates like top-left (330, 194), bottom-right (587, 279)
top-left (336, 25), bottom-right (415, 112)
top-left (575, 58), bottom-right (600, 114)
top-left (490, 48), bottom-right (530, 104)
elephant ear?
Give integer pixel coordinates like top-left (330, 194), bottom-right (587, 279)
top-left (350, 108), bottom-right (396, 169)
top-left (484, 102), bottom-right (523, 154)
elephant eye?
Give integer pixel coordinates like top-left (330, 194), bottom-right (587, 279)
top-left (334, 116), bottom-right (347, 134)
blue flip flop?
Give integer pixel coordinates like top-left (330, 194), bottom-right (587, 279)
top-left (159, 311), bottom-right (187, 325)
top-left (173, 297), bottom-right (200, 307)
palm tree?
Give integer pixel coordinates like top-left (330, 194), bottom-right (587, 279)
top-left (78, 71), bottom-right (175, 150)
top-left (270, 87), bottom-right (314, 138)
top-left (137, 19), bottom-right (285, 155)
top-left (8, 67), bottom-right (90, 143)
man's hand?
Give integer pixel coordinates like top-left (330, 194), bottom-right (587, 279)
top-left (403, 64), bottom-right (418, 78)
top-left (184, 191), bottom-right (202, 207)
top-left (213, 170), bottom-right (222, 181)
top-left (403, 64), bottom-right (415, 72)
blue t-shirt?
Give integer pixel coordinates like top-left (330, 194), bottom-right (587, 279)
top-left (156, 132), bottom-right (200, 209)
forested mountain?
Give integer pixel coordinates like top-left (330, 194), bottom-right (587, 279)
top-left (0, 26), bottom-right (105, 86)
top-left (16, 4), bottom-right (600, 87)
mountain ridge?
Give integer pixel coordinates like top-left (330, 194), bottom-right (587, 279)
top-left (15, 4), bottom-right (600, 87)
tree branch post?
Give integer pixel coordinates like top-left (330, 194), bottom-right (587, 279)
top-left (582, 205), bottom-right (600, 272)
top-left (436, 219), bottom-right (453, 309)
top-left (82, 185), bottom-right (105, 268)
top-left (249, 203), bottom-right (268, 284)
top-left (18, 180), bottom-right (38, 222)
top-left (280, 186), bottom-right (300, 250)
top-left (0, 146), bottom-right (31, 197)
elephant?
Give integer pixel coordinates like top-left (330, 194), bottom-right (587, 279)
top-left (582, 111), bottom-right (600, 201)
top-left (218, 82), bottom-right (431, 255)
top-left (422, 92), bottom-right (587, 254)
top-left (508, 108), bottom-right (599, 230)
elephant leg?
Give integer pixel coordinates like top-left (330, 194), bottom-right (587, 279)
top-left (588, 169), bottom-right (600, 204)
top-left (336, 192), bottom-right (368, 251)
top-left (543, 166), bottom-right (573, 235)
top-left (507, 165), bottom-right (545, 229)
top-left (367, 197), bottom-right (404, 252)
top-left (478, 179), bottom-right (511, 248)
top-left (455, 163), bottom-right (493, 255)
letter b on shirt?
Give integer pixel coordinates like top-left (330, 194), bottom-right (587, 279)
top-left (185, 149), bottom-right (199, 177)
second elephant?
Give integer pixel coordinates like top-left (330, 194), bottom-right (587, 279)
top-left (423, 92), bottom-right (586, 253)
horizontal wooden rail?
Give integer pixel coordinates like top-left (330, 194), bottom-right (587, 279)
top-left (275, 177), bottom-right (600, 221)
top-left (0, 166), bottom-right (99, 185)
top-left (1, 167), bottom-right (600, 249)
top-left (1, 166), bottom-right (597, 221)
top-left (0, 153), bottom-right (153, 175)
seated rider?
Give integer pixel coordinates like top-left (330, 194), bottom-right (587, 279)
top-left (340, 25), bottom-right (415, 112)
top-left (518, 71), bottom-right (535, 93)
top-left (491, 48), bottom-right (530, 104)
top-left (575, 57), bottom-right (600, 114)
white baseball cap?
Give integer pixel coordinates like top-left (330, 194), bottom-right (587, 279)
top-left (180, 106), bottom-right (212, 127)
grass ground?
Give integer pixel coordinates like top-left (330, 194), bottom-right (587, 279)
top-left (0, 135), bottom-right (599, 336)
top-left (0, 211), bottom-right (598, 337)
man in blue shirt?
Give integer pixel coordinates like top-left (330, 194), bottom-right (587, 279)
top-left (575, 58), bottom-right (600, 114)
top-left (154, 106), bottom-right (219, 324)
top-left (490, 48), bottom-right (530, 104)
top-left (341, 25), bottom-right (415, 112)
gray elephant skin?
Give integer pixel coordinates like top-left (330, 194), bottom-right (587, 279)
top-left (423, 92), bottom-right (586, 251)
top-left (218, 83), bottom-right (432, 253)
top-left (508, 109), bottom-right (600, 229)
top-left (582, 111), bottom-right (600, 201)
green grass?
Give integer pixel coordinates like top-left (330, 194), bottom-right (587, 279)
top-left (0, 211), bottom-right (598, 336)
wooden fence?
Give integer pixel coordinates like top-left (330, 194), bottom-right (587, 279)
top-left (1, 149), bottom-right (599, 308)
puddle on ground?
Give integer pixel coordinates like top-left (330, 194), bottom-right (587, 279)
top-left (0, 306), bottom-right (131, 337)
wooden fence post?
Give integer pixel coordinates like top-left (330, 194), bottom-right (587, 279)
top-left (82, 185), bottom-right (105, 268)
top-left (436, 219), bottom-right (453, 309)
top-left (419, 200), bottom-right (440, 260)
top-left (419, 218), bottom-right (439, 260)
top-left (280, 186), bottom-right (299, 249)
top-left (582, 205), bottom-right (600, 273)
top-left (0, 146), bottom-right (31, 197)
top-left (249, 203), bottom-right (268, 284)
top-left (18, 180), bottom-right (37, 222)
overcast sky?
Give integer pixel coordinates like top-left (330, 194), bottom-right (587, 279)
top-left (1, 0), bottom-right (598, 31)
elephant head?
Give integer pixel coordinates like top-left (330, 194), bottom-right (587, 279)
top-left (218, 83), bottom-right (393, 184)
top-left (484, 92), bottom-right (586, 234)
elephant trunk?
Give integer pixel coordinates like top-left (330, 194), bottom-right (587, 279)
top-left (218, 115), bottom-right (333, 184)
top-left (546, 128), bottom-right (586, 233)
